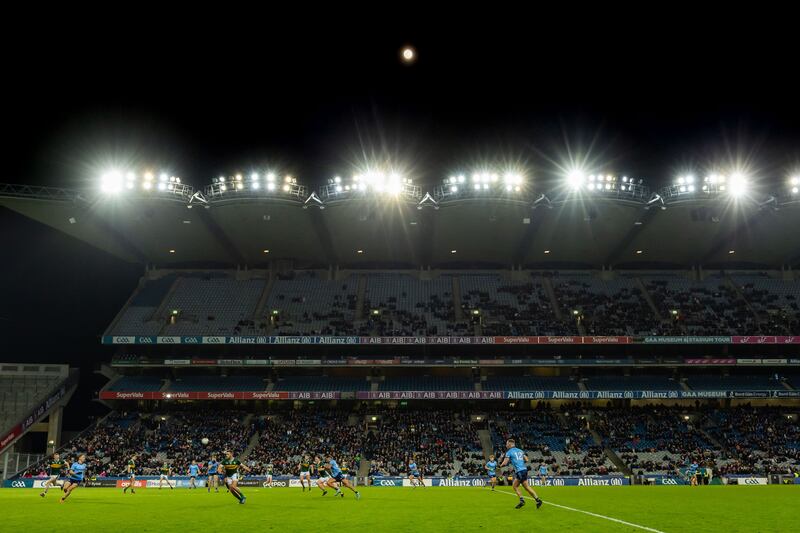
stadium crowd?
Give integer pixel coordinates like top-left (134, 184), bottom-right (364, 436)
top-left (15, 405), bottom-right (799, 479)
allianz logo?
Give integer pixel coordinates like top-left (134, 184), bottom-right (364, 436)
top-left (438, 479), bottom-right (485, 487)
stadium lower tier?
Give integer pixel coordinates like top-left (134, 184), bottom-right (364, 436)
top-left (16, 405), bottom-right (799, 481)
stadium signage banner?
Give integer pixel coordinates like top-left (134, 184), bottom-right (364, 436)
top-left (357, 391), bottom-right (506, 400)
top-left (0, 424), bottom-right (22, 455)
top-left (103, 335), bottom-right (800, 345)
top-left (98, 389), bottom-right (800, 401)
top-left (99, 391), bottom-right (342, 400)
top-left (684, 359), bottom-right (737, 365)
top-left (111, 356), bottom-right (800, 367)
top-left (372, 476), bottom-right (629, 487)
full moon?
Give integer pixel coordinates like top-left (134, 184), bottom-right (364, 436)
top-left (401, 47), bottom-right (415, 63)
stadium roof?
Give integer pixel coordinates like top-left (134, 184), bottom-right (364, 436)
top-left (2, 183), bottom-right (799, 269)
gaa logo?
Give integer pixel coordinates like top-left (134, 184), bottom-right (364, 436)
top-left (11, 481), bottom-right (27, 488)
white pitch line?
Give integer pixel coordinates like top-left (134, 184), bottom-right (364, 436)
top-left (492, 489), bottom-right (666, 533)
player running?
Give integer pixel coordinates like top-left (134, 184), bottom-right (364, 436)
top-left (123, 454), bottom-right (137, 494)
top-left (207, 455), bottom-right (220, 493)
top-left (314, 456), bottom-right (330, 495)
top-left (408, 456), bottom-right (425, 488)
top-left (40, 452), bottom-right (65, 497)
top-left (188, 460), bottom-right (200, 489)
top-left (159, 462), bottom-right (174, 489)
top-left (485, 455), bottom-right (498, 491)
top-left (500, 439), bottom-right (543, 510)
top-left (299, 455), bottom-right (312, 492)
top-left (60, 454), bottom-right (87, 504)
top-left (221, 450), bottom-right (251, 504)
top-left (328, 455), bottom-right (360, 499)
top-left (538, 463), bottom-right (548, 485)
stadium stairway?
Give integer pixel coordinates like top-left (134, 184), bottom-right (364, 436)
top-left (154, 280), bottom-right (185, 336)
top-left (696, 425), bottom-right (730, 457)
top-left (354, 275), bottom-right (367, 321)
top-left (477, 429), bottom-right (494, 459)
top-left (152, 276), bottom-right (182, 325)
top-left (541, 277), bottom-right (564, 321)
top-left (358, 460), bottom-right (371, 478)
top-left (237, 415), bottom-right (259, 462)
top-left (724, 274), bottom-right (765, 328)
top-left (252, 275), bottom-right (276, 325)
top-left (587, 425), bottom-right (631, 475)
top-left (452, 277), bottom-right (464, 321)
top-left (635, 277), bottom-right (665, 321)
top-left (104, 277), bottom-right (147, 334)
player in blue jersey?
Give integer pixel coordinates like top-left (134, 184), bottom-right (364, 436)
top-left (408, 456), bottom-right (425, 488)
top-left (538, 463), bottom-right (548, 485)
top-left (688, 461), bottom-right (699, 486)
top-left (188, 460), bottom-right (200, 489)
top-left (327, 455), bottom-right (360, 499)
top-left (500, 439), bottom-right (543, 510)
top-left (207, 456), bottom-right (220, 493)
top-left (485, 455), bottom-right (498, 491)
top-left (60, 454), bottom-right (87, 503)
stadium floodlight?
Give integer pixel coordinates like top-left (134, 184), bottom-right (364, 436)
top-left (267, 172), bottom-right (276, 182)
top-left (252, 182), bottom-right (260, 190)
top-left (728, 172), bottom-right (748, 198)
top-left (267, 182), bottom-right (275, 191)
top-left (566, 168), bottom-right (585, 189)
top-left (100, 170), bottom-right (123, 193)
top-left (160, 172), bottom-right (169, 182)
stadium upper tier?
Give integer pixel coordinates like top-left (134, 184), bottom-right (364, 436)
top-left (0, 364), bottom-right (72, 436)
top-left (105, 270), bottom-right (800, 337)
top-left (3, 182), bottom-right (800, 269)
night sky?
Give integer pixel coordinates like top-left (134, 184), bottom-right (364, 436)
top-left (2, 10), bottom-right (798, 428)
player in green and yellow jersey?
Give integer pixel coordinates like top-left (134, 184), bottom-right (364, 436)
top-left (158, 462), bottom-right (174, 490)
top-left (314, 456), bottom-right (330, 496)
top-left (221, 450), bottom-right (251, 504)
top-left (123, 455), bottom-right (137, 494)
top-left (299, 454), bottom-right (312, 491)
top-left (40, 452), bottom-right (65, 497)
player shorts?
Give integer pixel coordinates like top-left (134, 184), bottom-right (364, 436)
top-left (318, 476), bottom-right (330, 483)
top-left (48, 475), bottom-right (59, 482)
top-left (160, 474), bottom-right (169, 480)
top-left (225, 473), bottom-right (239, 485)
top-left (68, 477), bottom-right (81, 484)
top-left (300, 470), bottom-right (310, 476)
top-left (488, 473), bottom-right (496, 479)
top-left (515, 470), bottom-right (529, 483)
top-left (332, 473), bottom-right (344, 482)
top-left (410, 472), bottom-right (421, 478)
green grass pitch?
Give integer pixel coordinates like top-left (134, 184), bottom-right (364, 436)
top-left (3, 485), bottom-right (796, 532)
